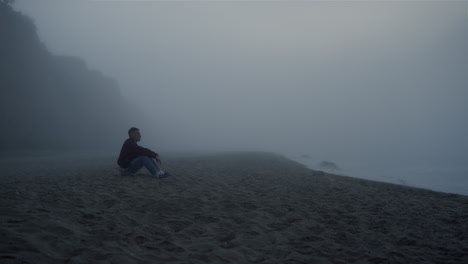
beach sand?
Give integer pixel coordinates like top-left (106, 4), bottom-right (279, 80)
top-left (1, 152), bottom-right (467, 264)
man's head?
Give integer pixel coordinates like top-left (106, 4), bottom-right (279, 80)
top-left (128, 127), bottom-right (141, 142)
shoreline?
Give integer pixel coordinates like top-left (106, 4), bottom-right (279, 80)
top-left (286, 154), bottom-right (468, 196)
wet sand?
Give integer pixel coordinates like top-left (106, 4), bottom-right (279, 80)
top-left (1, 152), bottom-right (467, 263)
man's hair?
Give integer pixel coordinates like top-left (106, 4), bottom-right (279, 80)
top-left (128, 127), bottom-right (139, 136)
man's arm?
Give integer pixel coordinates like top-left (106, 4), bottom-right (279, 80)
top-left (128, 140), bottom-right (158, 158)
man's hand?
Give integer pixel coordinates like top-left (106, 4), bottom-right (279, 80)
top-left (155, 156), bottom-right (162, 164)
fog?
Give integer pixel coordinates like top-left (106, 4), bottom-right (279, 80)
top-left (14, 0), bottom-right (468, 194)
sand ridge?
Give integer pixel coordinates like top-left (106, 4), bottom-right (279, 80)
top-left (1, 152), bottom-right (467, 263)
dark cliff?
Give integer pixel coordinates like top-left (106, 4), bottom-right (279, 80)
top-left (0, 2), bottom-right (126, 150)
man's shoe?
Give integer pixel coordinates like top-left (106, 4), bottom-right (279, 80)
top-left (158, 172), bottom-right (171, 179)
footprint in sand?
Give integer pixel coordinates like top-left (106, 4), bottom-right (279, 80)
top-left (158, 240), bottom-right (186, 253)
top-left (220, 200), bottom-right (240, 210)
top-left (101, 199), bottom-right (119, 209)
top-left (240, 202), bottom-right (258, 210)
top-left (194, 214), bottom-right (219, 224)
top-left (183, 225), bottom-right (208, 237)
top-left (134, 235), bottom-right (151, 245)
top-left (300, 235), bottom-right (324, 242)
top-left (42, 224), bottom-right (74, 237)
top-left (79, 213), bottom-right (104, 226)
top-left (267, 222), bottom-right (290, 232)
top-left (216, 232), bottom-right (238, 249)
top-left (187, 243), bottom-right (215, 254)
top-left (81, 213), bottom-right (103, 221)
top-left (231, 216), bottom-right (248, 224)
top-left (167, 220), bottom-right (193, 232)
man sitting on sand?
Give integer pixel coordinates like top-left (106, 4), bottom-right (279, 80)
top-left (117, 127), bottom-right (170, 178)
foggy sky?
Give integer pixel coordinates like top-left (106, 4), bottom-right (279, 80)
top-left (14, 0), bottom-right (468, 168)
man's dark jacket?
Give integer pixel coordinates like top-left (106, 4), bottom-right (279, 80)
top-left (117, 138), bottom-right (158, 168)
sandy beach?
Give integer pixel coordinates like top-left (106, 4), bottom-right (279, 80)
top-left (1, 152), bottom-right (467, 264)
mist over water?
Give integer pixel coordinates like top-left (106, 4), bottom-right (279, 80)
top-left (13, 0), bottom-right (468, 195)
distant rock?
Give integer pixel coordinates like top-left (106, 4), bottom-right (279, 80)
top-left (317, 161), bottom-right (340, 171)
